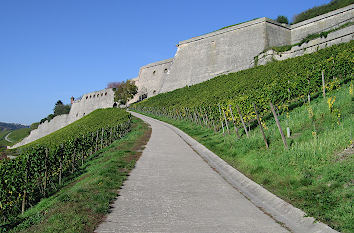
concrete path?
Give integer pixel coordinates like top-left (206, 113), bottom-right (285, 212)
top-left (96, 112), bottom-right (289, 233)
top-left (4, 132), bottom-right (13, 143)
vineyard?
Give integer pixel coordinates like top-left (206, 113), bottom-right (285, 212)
top-left (131, 40), bottom-right (354, 232)
top-left (132, 40), bottom-right (353, 133)
top-left (0, 108), bottom-right (132, 226)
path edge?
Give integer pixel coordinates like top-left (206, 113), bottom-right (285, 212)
top-left (131, 112), bottom-right (338, 233)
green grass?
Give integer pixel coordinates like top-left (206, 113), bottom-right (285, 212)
top-left (133, 84), bottom-right (353, 232)
top-left (4, 117), bottom-right (150, 233)
top-left (7, 128), bottom-right (31, 144)
top-left (293, 0), bottom-right (354, 24)
top-left (0, 128), bottom-right (30, 159)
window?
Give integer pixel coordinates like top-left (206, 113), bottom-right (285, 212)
top-left (153, 70), bottom-right (156, 75)
top-left (101, 93), bottom-right (103, 96)
top-left (86, 96), bottom-right (88, 99)
top-left (105, 92), bottom-right (107, 96)
top-left (164, 69), bottom-right (168, 73)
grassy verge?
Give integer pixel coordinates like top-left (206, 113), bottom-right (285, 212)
top-left (6, 117), bottom-right (151, 233)
top-left (133, 85), bottom-right (353, 232)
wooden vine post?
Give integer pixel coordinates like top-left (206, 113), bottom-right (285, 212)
top-left (322, 70), bottom-right (326, 98)
top-left (307, 78), bottom-right (311, 103)
top-left (22, 157), bottom-right (29, 214)
top-left (209, 106), bottom-right (216, 132)
top-left (59, 144), bottom-right (63, 185)
top-left (44, 148), bottom-right (48, 193)
top-left (222, 108), bottom-right (230, 134)
top-left (270, 102), bottom-right (288, 149)
top-left (95, 130), bottom-right (99, 152)
top-left (218, 104), bottom-right (225, 135)
top-left (253, 103), bottom-right (268, 148)
top-left (72, 148), bottom-right (76, 173)
top-left (101, 128), bottom-right (104, 149)
top-left (229, 105), bottom-right (240, 139)
top-left (236, 105), bottom-right (249, 138)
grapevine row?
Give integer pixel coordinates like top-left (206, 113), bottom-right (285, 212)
top-left (0, 109), bottom-right (132, 223)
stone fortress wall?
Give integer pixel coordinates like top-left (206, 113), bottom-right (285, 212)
top-left (10, 88), bottom-right (115, 148)
top-left (131, 4), bottom-right (353, 102)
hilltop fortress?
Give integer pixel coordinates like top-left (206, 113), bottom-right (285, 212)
top-left (130, 4), bottom-right (353, 103)
top-left (11, 4), bottom-right (353, 148)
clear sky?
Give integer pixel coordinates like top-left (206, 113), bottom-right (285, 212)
top-left (0, 0), bottom-right (331, 125)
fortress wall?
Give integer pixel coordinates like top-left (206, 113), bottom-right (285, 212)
top-left (265, 20), bottom-right (291, 47)
top-left (253, 24), bottom-right (354, 67)
top-left (10, 114), bottom-right (70, 148)
top-left (136, 58), bottom-right (173, 98)
top-left (68, 88), bottom-right (115, 122)
top-left (10, 88), bottom-right (115, 148)
top-left (160, 18), bottom-right (278, 93)
top-left (291, 4), bottom-right (354, 44)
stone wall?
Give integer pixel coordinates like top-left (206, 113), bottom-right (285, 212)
top-left (10, 88), bottom-right (115, 148)
top-left (291, 4), bottom-right (354, 44)
top-left (160, 18), bottom-right (275, 93)
top-left (132, 4), bottom-right (353, 99)
top-left (252, 24), bottom-right (354, 67)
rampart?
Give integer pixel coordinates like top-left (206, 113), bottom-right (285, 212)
top-left (10, 88), bottom-right (115, 148)
top-left (132, 4), bottom-right (353, 100)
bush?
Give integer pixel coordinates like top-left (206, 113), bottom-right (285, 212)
top-left (276, 15), bottom-right (289, 24)
top-left (29, 122), bottom-right (39, 131)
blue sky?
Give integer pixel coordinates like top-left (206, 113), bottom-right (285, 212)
top-left (0, 0), bottom-right (331, 125)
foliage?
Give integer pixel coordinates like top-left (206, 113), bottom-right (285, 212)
top-left (293, 0), bottom-right (354, 24)
top-left (29, 123), bottom-right (39, 131)
top-left (53, 100), bottom-right (71, 116)
top-left (275, 15), bottom-right (289, 24)
top-left (113, 80), bottom-right (138, 105)
top-left (40, 100), bottom-right (71, 124)
top-left (1, 117), bottom-right (148, 233)
top-left (0, 108), bottom-right (132, 224)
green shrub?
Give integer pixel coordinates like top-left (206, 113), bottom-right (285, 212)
top-left (275, 15), bottom-right (289, 24)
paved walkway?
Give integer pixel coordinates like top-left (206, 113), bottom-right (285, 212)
top-left (96, 112), bottom-right (288, 233)
top-left (4, 132), bottom-right (13, 143)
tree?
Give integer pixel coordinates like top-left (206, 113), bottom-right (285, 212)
top-left (112, 80), bottom-right (138, 105)
top-left (276, 15), bottom-right (289, 24)
top-left (53, 100), bottom-right (71, 116)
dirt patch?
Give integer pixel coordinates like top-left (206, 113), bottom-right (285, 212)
top-left (335, 143), bottom-right (354, 162)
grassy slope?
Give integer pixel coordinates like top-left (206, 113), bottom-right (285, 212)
top-left (0, 128), bottom-right (30, 159)
top-left (7, 117), bottom-right (150, 233)
top-left (134, 84), bottom-right (353, 232)
top-left (7, 128), bottom-right (31, 144)
top-left (20, 108), bottom-right (130, 149)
